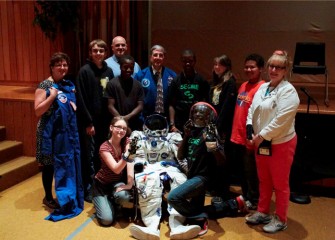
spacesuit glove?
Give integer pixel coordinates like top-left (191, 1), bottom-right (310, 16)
top-left (128, 136), bottom-right (139, 154)
top-left (177, 158), bottom-right (188, 174)
top-left (123, 137), bottom-right (139, 162)
top-left (204, 124), bottom-right (219, 152)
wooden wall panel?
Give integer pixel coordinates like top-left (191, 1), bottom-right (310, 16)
top-left (0, 1), bottom-right (143, 86)
top-left (7, 1), bottom-right (17, 83)
top-left (0, 6), bottom-right (4, 81)
top-left (0, 101), bottom-right (4, 124)
top-left (27, 3), bottom-right (38, 84)
top-left (0, 1), bottom-right (66, 87)
top-left (13, 1), bottom-right (23, 82)
top-left (0, 99), bottom-right (37, 156)
top-left (0, 1), bottom-right (11, 82)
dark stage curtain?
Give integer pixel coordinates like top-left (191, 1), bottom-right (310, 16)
top-left (72, 0), bottom-right (148, 72)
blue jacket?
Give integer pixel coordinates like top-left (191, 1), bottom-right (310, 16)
top-left (135, 66), bottom-right (176, 118)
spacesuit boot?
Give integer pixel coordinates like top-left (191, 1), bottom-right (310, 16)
top-left (169, 212), bottom-right (201, 239)
top-left (129, 223), bottom-right (160, 240)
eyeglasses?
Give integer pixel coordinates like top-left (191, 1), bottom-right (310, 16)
top-left (92, 48), bottom-right (105, 54)
top-left (113, 125), bottom-right (127, 131)
top-left (268, 65), bottom-right (286, 70)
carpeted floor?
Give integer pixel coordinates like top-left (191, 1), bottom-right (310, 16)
top-left (0, 173), bottom-right (334, 240)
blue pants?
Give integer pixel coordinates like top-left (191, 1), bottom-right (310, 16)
top-left (92, 179), bottom-right (133, 226)
top-left (168, 176), bottom-right (208, 219)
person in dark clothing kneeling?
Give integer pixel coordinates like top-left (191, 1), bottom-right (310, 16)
top-left (168, 102), bottom-right (223, 236)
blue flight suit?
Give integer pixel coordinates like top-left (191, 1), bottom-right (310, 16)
top-left (41, 79), bottom-right (84, 221)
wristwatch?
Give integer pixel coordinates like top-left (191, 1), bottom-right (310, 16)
top-left (122, 152), bottom-right (134, 163)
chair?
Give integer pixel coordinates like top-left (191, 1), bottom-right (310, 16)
top-left (291, 42), bottom-right (329, 106)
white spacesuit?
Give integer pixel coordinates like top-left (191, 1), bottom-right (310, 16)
top-left (129, 114), bottom-right (200, 240)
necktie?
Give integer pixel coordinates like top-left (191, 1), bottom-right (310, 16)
top-left (154, 72), bottom-right (164, 114)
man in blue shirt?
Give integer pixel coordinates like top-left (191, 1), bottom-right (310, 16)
top-left (105, 36), bottom-right (141, 77)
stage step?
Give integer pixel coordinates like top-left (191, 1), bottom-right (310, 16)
top-left (0, 156), bottom-right (39, 192)
top-left (0, 140), bottom-right (23, 164)
top-left (0, 126), bottom-right (39, 192)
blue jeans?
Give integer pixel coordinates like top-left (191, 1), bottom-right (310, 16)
top-left (92, 179), bottom-right (132, 226)
top-left (167, 175), bottom-right (208, 219)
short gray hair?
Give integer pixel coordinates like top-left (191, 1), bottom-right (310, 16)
top-left (150, 45), bottom-right (166, 55)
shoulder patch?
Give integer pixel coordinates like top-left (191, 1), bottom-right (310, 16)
top-left (58, 92), bottom-right (67, 104)
top-left (141, 78), bottom-right (150, 88)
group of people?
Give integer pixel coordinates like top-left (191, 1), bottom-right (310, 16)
top-left (35, 35), bottom-right (300, 238)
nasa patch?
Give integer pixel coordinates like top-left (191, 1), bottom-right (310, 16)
top-left (141, 78), bottom-right (150, 88)
top-left (58, 92), bottom-right (67, 104)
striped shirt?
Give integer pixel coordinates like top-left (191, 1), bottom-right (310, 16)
top-left (95, 138), bottom-right (129, 184)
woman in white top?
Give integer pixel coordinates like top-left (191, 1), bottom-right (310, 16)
top-left (245, 50), bottom-right (300, 233)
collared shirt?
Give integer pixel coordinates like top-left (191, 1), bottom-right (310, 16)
top-left (105, 55), bottom-right (141, 77)
top-left (152, 67), bottom-right (162, 78)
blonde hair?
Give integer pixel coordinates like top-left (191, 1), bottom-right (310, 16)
top-left (267, 50), bottom-right (290, 70)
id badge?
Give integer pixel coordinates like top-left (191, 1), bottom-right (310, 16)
top-left (258, 147), bottom-right (271, 156)
top-left (257, 140), bottom-right (272, 156)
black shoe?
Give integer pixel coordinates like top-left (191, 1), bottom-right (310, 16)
top-left (43, 197), bottom-right (60, 209)
top-left (290, 192), bottom-right (311, 204)
top-left (84, 194), bottom-right (93, 203)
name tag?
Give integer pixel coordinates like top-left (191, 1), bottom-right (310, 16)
top-left (257, 140), bottom-right (272, 156)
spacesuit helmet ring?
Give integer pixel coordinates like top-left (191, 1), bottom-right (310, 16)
top-left (143, 114), bottom-right (169, 137)
top-left (189, 102), bottom-right (217, 128)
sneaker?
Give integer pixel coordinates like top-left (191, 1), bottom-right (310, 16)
top-left (170, 225), bottom-right (201, 240)
top-left (194, 218), bottom-right (209, 236)
top-left (263, 215), bottom-right (287, 233)
top-left (129, 225), bottom-right (160, 240)
top-left (43, 197), bottom-right (60, 209)
top-left (236, 195), bottom-right (248, 213)
top-left (245, 211), bottom-right (272, 224)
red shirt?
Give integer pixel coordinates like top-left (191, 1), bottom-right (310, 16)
top-left (230, 80), bottom-right (265, 147)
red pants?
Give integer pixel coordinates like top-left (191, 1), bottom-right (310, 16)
top-left (256, 135), bottom-right (297, 222)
